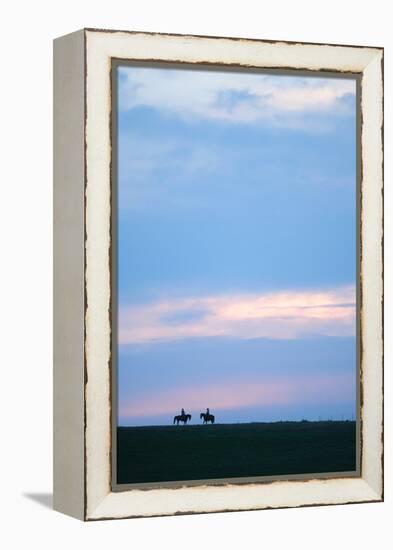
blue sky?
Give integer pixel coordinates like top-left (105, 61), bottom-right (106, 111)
top-left (116, 65), bottom-right (357, 426)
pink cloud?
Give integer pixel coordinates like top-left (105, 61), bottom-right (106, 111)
top-left (119, 286), bottom-right (356, 345)
top-left (119, 373), bottom-right (354, 419)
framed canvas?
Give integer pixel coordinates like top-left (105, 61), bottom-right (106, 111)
top-left (53, 28), bottom-right (383, 521)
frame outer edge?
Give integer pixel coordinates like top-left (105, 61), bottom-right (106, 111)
top-left (53, 29), bottom-right (86, 521)
top-left (360, 50), bottom-right (384, 499)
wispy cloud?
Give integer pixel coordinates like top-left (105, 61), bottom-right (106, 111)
top-left (118, 134), bottom-right (222, 208)
top-left (119, 67), bottom-right (356, 127)
top-left (119, 372), bottom-right (354, 419)
top-left (119, 286), bottom-right (356, 345)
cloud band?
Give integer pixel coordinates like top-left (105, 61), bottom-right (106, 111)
top-left (119, 286), bottom-right (356, 345)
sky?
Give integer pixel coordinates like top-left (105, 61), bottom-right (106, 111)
top-left (116, 65), bottom-right (357, 426)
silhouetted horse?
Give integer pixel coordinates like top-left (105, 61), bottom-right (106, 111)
top-left (173, 413), bottom-right (192, 425)
top-left (200, 412), bottom-right (215, 424)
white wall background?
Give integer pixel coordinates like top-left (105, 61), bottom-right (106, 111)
top-left (0, 1), bottom-right (391, 548)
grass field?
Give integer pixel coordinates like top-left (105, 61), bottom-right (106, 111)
top-left (117, 421), bottom-right (357, 484)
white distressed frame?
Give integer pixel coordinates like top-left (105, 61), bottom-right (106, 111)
top-left (54, 29), bottom-right (383, 521)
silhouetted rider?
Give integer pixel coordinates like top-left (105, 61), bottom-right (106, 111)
top-left (181, 408), bottom-right (185, 416)
top-left (206, 408), bottom-right (210, 416)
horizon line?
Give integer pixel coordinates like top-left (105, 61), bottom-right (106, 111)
top-left (118, 418), bottom-right (356, 428)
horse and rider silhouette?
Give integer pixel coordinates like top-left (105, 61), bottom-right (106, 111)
top-left (173, 408), bottom-right (215, 425)
top-left (200, 407), bottom-right (215, 424)
top-left (173, 408), bottom-right (192, 425)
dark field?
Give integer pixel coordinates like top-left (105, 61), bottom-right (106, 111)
top-left (117, 421), bottom-right (357, 485)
